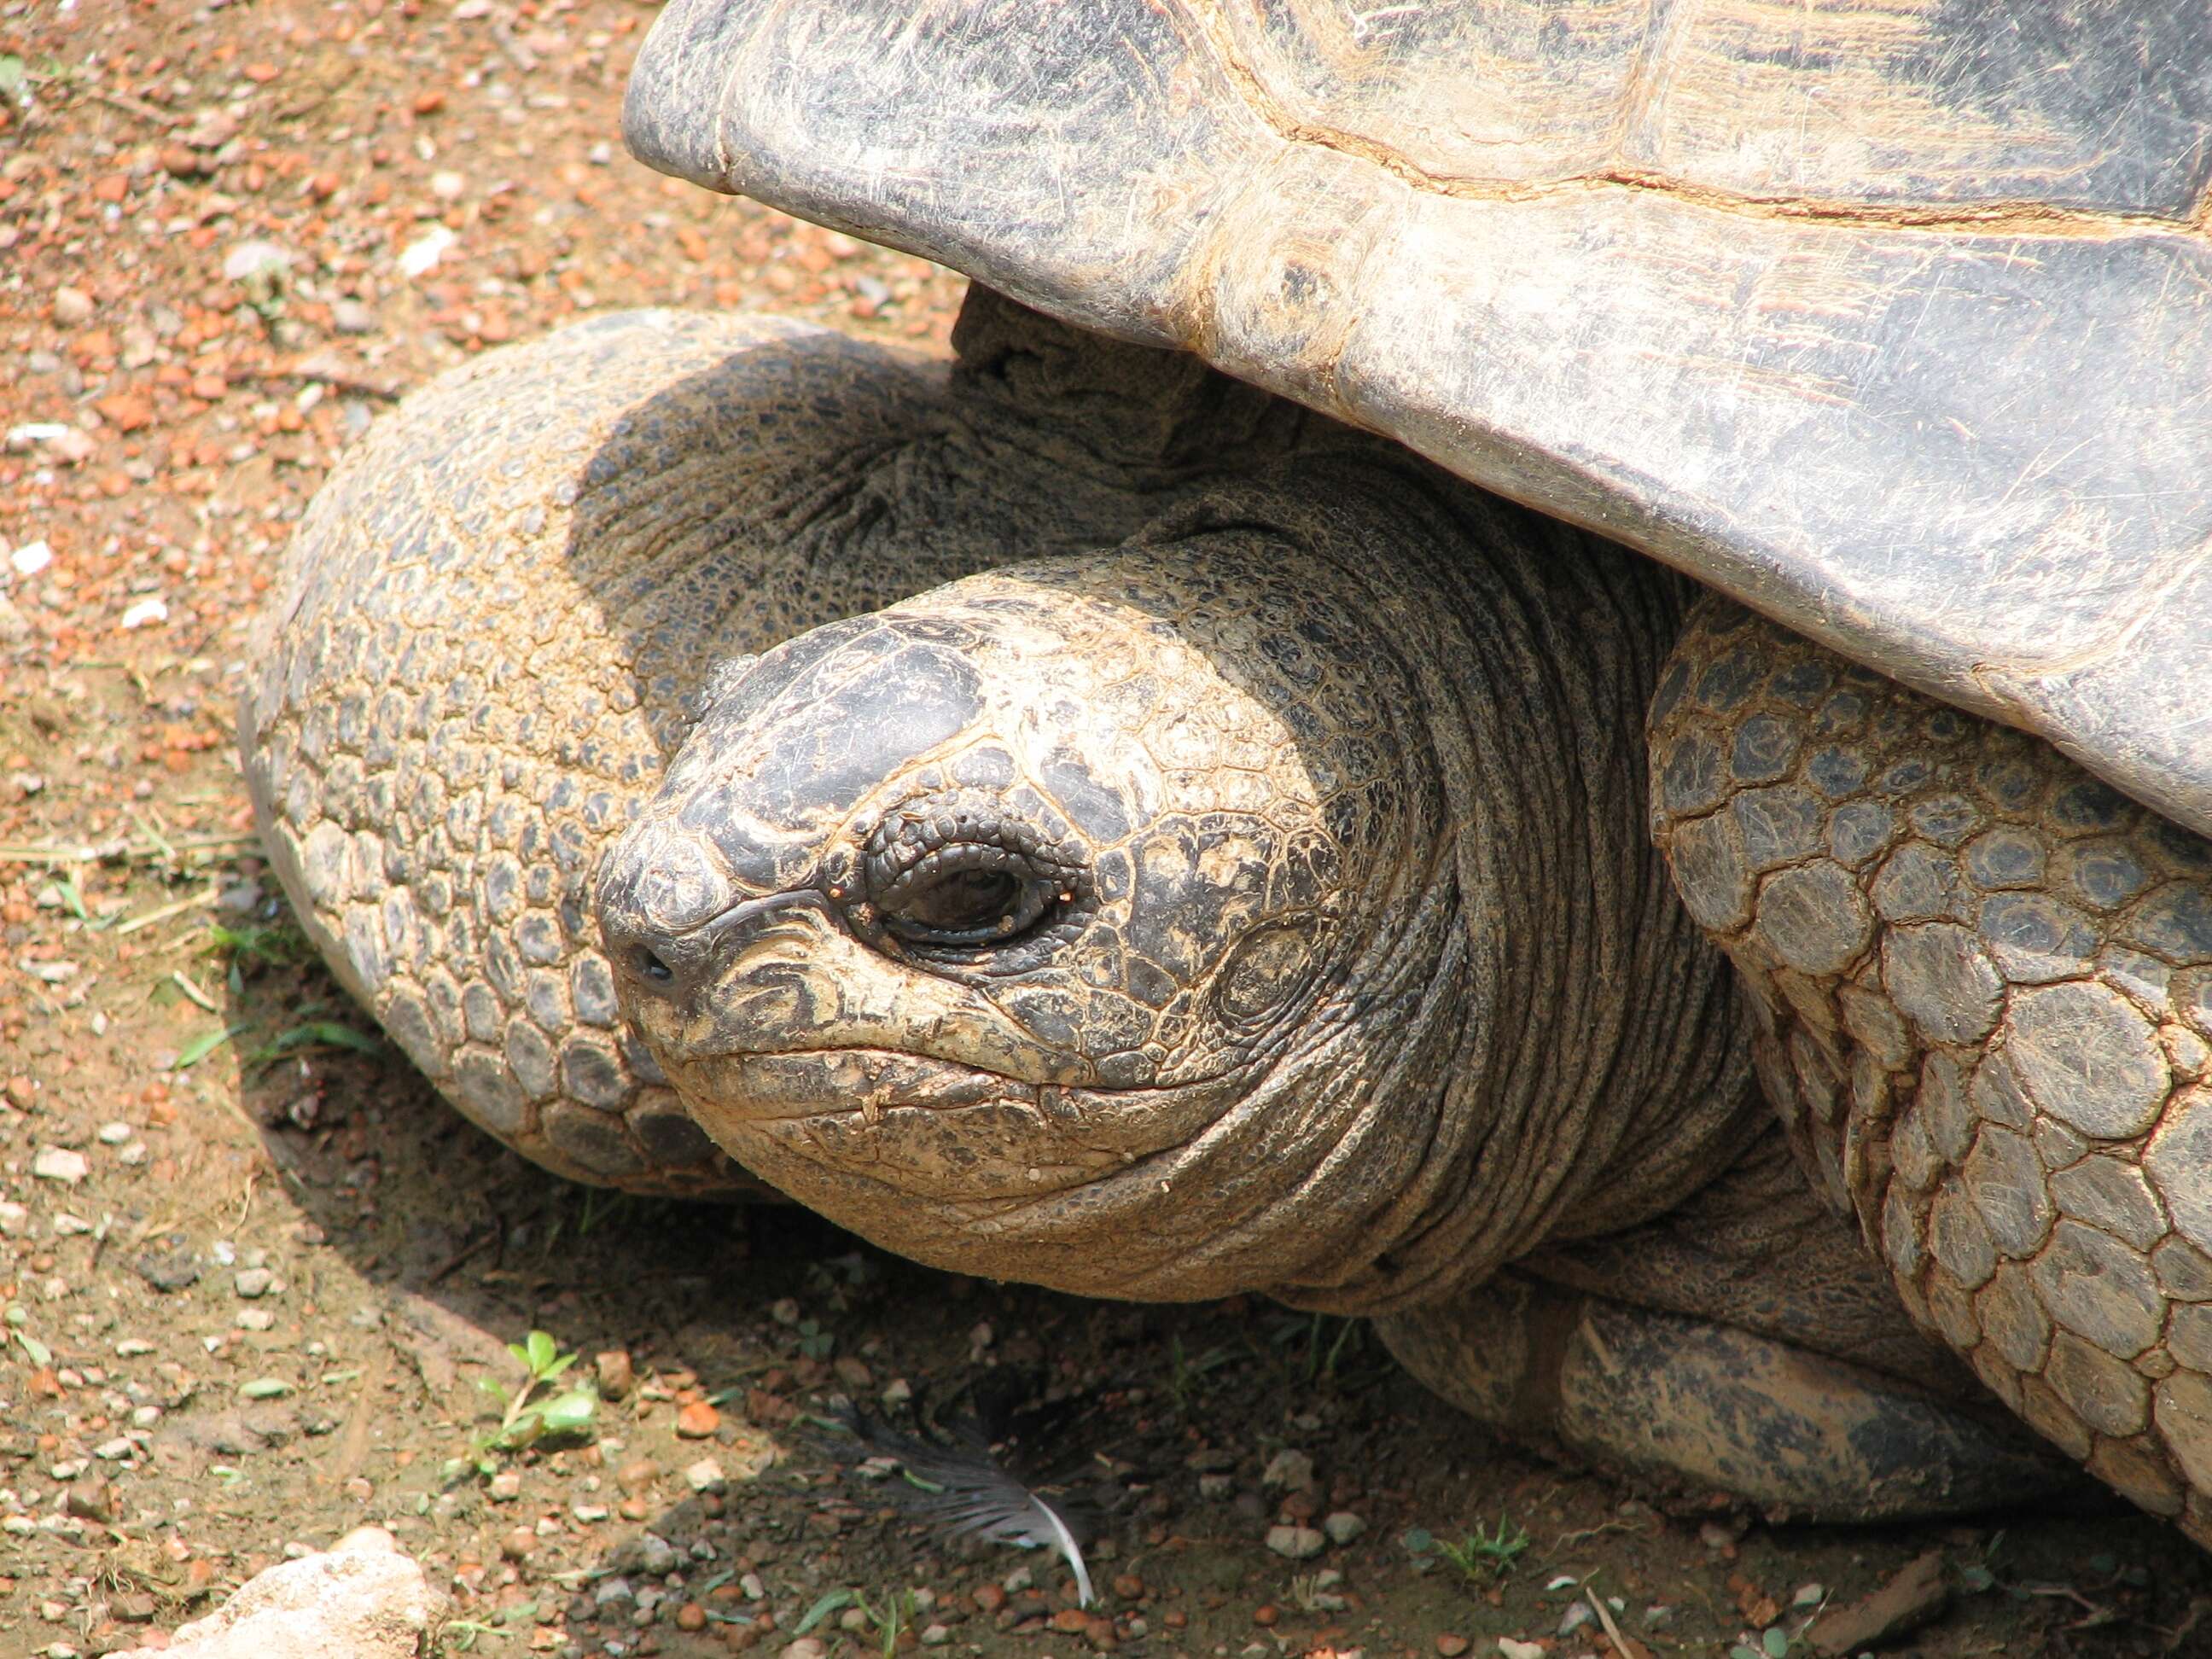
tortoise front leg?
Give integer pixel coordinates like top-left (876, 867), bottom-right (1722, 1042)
top-left (1377, 1127), bottom-right (2074, 1522)
top-left (1650, 597), bottom-right (2212, 1542)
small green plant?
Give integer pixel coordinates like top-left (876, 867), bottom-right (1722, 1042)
top-left (791, 1587), bottom-right (913, 1656)
top-left (1264, 1310), bottom-right (1365, 1386)
top-left (243, 1019), bottom-right (381, 1071)
top-left (206, 918), bottom-right (311, 969)
top-left (1164, 1334), bottom-right (1236, 1412)
top-left (1423, 1513), bottom-right (1532, 1583)
top-left (794, 1317), bottom-right (836, 1361)
top-left (1730, 1628), bottom-right (1802, 1659)
top-left (863, 1588), bottom-right (914, 1658)
top-left (439, 1618), bottom-right (511, 1652)
top-left (457, 1331), bottom-right (597, 1479)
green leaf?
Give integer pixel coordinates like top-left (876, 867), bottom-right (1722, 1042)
top-left (0, 55), bottom-right (23, 96)
top-left (505, 1342), bottom-right (532, 1371)
top-left (476, 1376), bottom-right (509, 1401)
top-left (1763, 1629), bottom-right (1790, 1658)
top-left (794, 1591), bottom-right (855, 1636)
top-left (1400, 1528), bottom-right (1434, 1554)
top-left (538, 1389), bottom-right (596, 1436)
top-left (13, 1328), bottom-right (52, 1367)
top-left (1730, 1648), bottom-right (1762, 1659)
top-left (247, 1021), bottom-right (381, 1068)
top-left (541, 1352), bottom-right (578, 1381)
top-left (525, 1331), bottom-right (557, 1375)
top-left (238, 1377), bottom-right (291, 1399)
top-left (178, 1021), bottom-right (253, 1068)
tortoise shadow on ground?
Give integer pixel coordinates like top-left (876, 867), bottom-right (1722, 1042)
top-left (213, 958), bottom-right (1500, 1640)
top-left (214, 938), bottom-right (2212, 1659)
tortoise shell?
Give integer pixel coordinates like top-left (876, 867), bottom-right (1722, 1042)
top-left (625, 0), bottom-right (2212, 834)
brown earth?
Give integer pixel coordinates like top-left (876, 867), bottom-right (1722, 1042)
top-left (2, 3), bottom-right (2210, 1657)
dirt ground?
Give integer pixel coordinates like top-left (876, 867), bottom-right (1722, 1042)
top-left (3, 3), bottom-right (2211, 1658)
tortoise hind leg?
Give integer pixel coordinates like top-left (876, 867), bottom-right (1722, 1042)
top-left (1650, 596), bottom-right (2212, 1542)
top-left (1377, 1126), bottom-right (2075, 1521)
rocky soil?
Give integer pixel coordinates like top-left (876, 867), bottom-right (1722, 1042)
top-left (3, 2), bottom-right (2210, 1656)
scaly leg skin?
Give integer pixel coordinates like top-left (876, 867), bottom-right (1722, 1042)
top-left (1378, 1125), bottom-right (2075, 1521)
top-left (1650, 596), bottom-right (2212, 1541)
top-left (239, 293), bottom-right (1307, 1193)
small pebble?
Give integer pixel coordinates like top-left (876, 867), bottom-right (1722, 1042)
top-left (32, 1148), bottom-right (88, 1185)
top-left (96, 1122), bottom-right (132, 1145)
top-left (1261, 1449), bottom-right (1314, 1490)
top-left (595, 1349), bottom-right (635, 1400)
top-left (234, 1267), bottom-right (274, 1299)
top-left (684, 1457), bottom-right (725, 1493)
top-left (1434, 1636), bottom-right (1469, 1658)
top-left (674, 1400), bottom-right (719, 1439)
top-left (919, 1624), bottom-right (951, 1647)
top-left (1323, 1511), bottom-right (1366, 1545)
top-left (53, 286), bottom-right (94, 324)
top-left (1265, 1524), bottom-right (1325, 1561)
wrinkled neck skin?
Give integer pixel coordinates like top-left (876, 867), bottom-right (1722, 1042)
top-left (599, 453), bottom-right (1758, 1318)
top-left (942, 287), bottom-right (1316, 490)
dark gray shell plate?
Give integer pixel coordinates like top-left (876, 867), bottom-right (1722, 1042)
top-left (624, 0), bottom-right (2212, 836)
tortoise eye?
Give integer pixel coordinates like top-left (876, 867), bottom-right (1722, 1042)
top-left (879, 857), bottom-right (1056, 947)
top-left (853, 795), bottom-right (1089, 958)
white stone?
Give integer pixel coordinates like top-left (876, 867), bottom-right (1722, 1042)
top-left (684, 1458), bottom-right (725, 1493)
top-left (1261, 1448), bottom-right (1313, 1490)
top-left (32, 1148), bottom-right (88, 1185)
top-left (107, 1527), bottom-right (439, 1659)
top-left (398, 226), bottom-right (455, 278)
top-left (222, 241), bottom-right (294, 283)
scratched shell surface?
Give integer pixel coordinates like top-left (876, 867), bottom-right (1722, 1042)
top-left (624, 0), bottom-right (2212, 838)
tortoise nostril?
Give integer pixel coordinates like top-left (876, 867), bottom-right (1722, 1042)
top-left (634, 946), bottom-right (675, 986)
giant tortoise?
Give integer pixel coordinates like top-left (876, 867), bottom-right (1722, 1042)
top-left (239, 0), bottom-right (2212, 1535)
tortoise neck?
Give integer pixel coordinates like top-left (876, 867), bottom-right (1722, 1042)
top-left (947, 283), bottom-right (1313, 482)
top-left (1252, 462), bottom-right (1766, 1315)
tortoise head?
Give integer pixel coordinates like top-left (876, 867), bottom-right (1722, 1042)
top-left (595, 505), bottom-right (1480, 1307)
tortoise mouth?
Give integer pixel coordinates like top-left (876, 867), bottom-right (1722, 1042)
top-left (668, 1045), bottom-right (1037, 1126)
